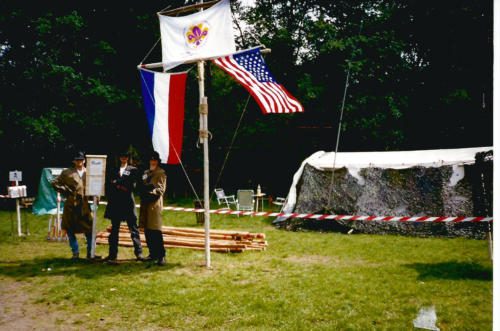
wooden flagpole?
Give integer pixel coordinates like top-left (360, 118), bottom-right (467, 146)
top-left (158, 0), bottom-right (238, 16)
top-left (137, 48), bottom-right (271, 70)
top-left (197, 0), bottom-right (211, 268)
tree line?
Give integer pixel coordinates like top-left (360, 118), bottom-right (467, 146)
top-left (0, 1), bottom-right (492, 199)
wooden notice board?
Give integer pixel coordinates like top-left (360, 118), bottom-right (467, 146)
top-left (85, 155), bottom-right (107, 196)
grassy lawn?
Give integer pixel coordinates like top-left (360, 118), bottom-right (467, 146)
top-left (0, 200), bottom-right (492, 330)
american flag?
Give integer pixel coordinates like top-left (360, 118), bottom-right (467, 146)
top-left (213, 48), bottom-right (304, 114)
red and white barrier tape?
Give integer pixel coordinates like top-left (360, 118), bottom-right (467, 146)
top-left (101, 201), bottom-right (491, 223)
top-left (0, 195), bottom-right (8, 199)
top-left (159, 205), bottom-right (492, 223)
top-left (1, 196), bottom-right (490, 223)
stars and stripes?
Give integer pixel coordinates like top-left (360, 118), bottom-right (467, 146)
top-left (213, 47), bottom-right (304, 114)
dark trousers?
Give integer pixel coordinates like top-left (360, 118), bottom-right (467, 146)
top-left (108, 218), bottom-right (143, 259)
top-left (145, 229), bottom-right (165, 259)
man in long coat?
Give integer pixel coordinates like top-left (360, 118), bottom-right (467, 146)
top-left (104, 151), bottom-right (143, 262)
top-left (52, 151), bottom-right (100, 259)
top-left (139, 151), bottom-right (167, 266)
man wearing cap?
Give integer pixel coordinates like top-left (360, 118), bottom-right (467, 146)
top-left (52, 151), bottom-right (101, 260)
top-left (139, 151), bottom-right (167, 266)
top-left (103, 150), bottom-right (143, 263)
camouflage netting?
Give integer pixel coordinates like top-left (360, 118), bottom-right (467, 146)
top-left (277, 151), bottom-right (493, 239)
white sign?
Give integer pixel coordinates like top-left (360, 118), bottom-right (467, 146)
top-left (85, 155), bottom-right (107, 259)
top-left (88, 177), bottom-right (104, 196)
top-left (85, 155), bottom-right (107, 196)
top-left (89, 159), bottom-right (104, 176)
top-left (8, 185), bottom-right (27, 198)
top-left (50, 169), bottom-right (63, 176)
top-left (9, 171), bottom-right (22, 182)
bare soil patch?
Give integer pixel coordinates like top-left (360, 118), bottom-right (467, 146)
top-left (0, 278), bottom-right (87, 330)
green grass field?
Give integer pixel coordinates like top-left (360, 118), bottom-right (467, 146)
top-left (0, 201), bottom-right (492, 330)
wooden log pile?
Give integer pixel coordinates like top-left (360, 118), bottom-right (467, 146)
top-left (96, 224), bottom-right (267, 253)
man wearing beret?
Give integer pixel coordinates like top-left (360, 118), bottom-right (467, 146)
top-left (139, 151), bottom-right (167, 266)
top-left (52, 151), bottom-right (101, 260)
top-left (103, 150), bottom-right (143, 263)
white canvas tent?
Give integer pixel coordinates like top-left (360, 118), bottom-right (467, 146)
top-left (279, 147), bottom-right (493, 235)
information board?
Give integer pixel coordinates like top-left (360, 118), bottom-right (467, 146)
top-left (9, 171), bottom-right (22, 182)
top-left (85, 155), bottom-right (107, 196)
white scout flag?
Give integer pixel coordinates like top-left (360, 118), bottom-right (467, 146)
top-left (159, 0), bottom-right (236, 71)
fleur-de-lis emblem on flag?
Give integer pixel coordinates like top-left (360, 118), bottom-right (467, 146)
top-left (185, 22), bottom-right (209, 49)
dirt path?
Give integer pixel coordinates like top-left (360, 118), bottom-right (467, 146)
top-left (0, 278), bottom-right (85, 330)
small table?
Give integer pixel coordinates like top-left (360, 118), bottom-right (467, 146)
top-left (253, 193), bottom-right (267, 212)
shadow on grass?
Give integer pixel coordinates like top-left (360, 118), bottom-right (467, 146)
top-left (0, 257), bottom-right (182, 280)
top-left (405, 261), bottom-right (492, 281)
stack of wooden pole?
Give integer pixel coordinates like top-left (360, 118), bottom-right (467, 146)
top-left (96, 224), bottom-right (267, 253)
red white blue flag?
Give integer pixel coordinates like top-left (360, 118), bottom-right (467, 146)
top-left (139, 69), bottom-right (187, 164)
top-left (213, 47), bottom-right (304, 114)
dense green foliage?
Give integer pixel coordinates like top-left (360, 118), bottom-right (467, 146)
top-left (0, 1), bottom-right (492, 197)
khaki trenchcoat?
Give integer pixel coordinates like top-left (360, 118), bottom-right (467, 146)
top-left (51, 168), bottom-right (93, 234)
top-left (139, 167), bottom-right (166, 230)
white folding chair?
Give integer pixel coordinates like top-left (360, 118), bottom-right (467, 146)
top-left (272, 196), bottom-right (287, 212)
top-left (214, 188), bottom-right (236, 209)
top-left (236, 189), bottom-right (254, 217)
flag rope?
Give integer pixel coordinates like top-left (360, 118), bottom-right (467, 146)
top-left (327, 20), bottom-right (364, 212)
top-left (210, 94), bottom-right (252, 201)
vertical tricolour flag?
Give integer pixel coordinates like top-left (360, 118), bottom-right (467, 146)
top-left (139, 69), bottom-right (187, 164)
top-left (213, 47), bottom-right (304, 114)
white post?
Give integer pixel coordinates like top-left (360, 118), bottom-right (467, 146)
top-left (488, 225), bottom-right (493, 261)
top-left (198, 0), bottom-right (210, 268)
top-left (47, 215), bottom-right (53, 240)
top-left (56, 192), bottom-right (61, 240)
top-left (90, 196), bottom-right (98, 258)
top-left (15, 179), bottom-right (21, 236)
top-left (199, 60), bottom-right (211, 268)
top-left (16, 199), bottom-right (21, 236)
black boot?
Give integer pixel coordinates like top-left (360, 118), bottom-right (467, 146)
top-left (141, 255), bottom-right (154, 262)
top-left (103, 256), bottom-right (117, 264)
top-left (157, 257), bottom-right (166, 266)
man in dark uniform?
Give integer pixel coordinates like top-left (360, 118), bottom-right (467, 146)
top-left (139, 151), bottom-right (167, 266)
top-left (103, 150), bottom-right (143, 263)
